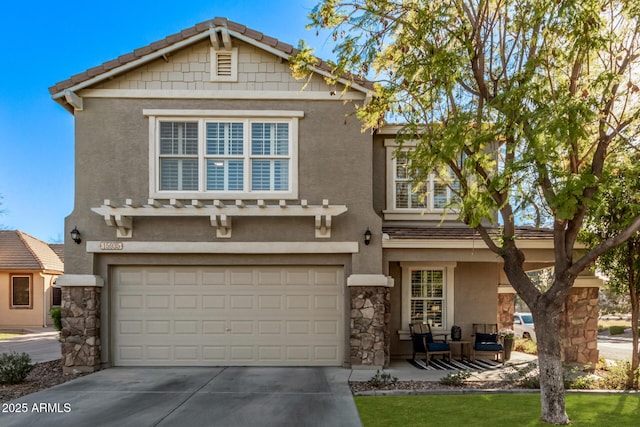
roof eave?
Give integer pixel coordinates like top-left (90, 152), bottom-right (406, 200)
top-left (50, 25), bottom-right (373, 113)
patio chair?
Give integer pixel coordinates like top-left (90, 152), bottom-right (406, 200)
top-left (409, 322), bottom-right (451, 366)
top-left (470, 323), bottom-right (504, 363)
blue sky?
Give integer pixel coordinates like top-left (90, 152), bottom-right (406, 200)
top-left (0, 0), bottom-right (329, 243)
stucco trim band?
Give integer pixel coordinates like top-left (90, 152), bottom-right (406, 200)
top-left (86, 241), bottom-right (359, 254)
top-left (347, 274), bottom-right (394, 287)
top-left (55, 274), bottom-right (104, 287)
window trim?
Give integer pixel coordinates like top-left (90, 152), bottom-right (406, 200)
top-left (401, 262), bottom-right (455, 332)
top-left (384, 140), bottom-right (459, 221)
top-left (146, 110), bottom-right (301, 200)
top-left (51, 285), bottom-right (62, 307)
top-left (10, 274), bottom-right (33, 309)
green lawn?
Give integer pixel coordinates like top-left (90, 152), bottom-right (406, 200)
top-left (355, 393), bottom-right (640, 427)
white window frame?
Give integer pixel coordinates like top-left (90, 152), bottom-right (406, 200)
top-left (10, 274), bottom-right (32, 309)
top-left (384, 139), bottom-right (460, 221)
top-left (401, 262), bottom-right (455, 332)
top-left (146, 109), bottom-right (301, 200)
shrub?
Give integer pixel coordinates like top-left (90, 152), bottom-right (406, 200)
top-left (501, 362), bottom-right (540, 388)
top-left (513, 338), bottom-right (537, 355)
top-left (600, 361), bottom-right (640, 390)
top-left (50, 306), bottom-right (62, 331)
top-left (439, 370), bottom-right (471, 387)
top-left (0, 351), bottom-right (34, 384)
top-left (500, 362), bottom-right (597, 390)
top-left (609, 325), bottom-right (626, 335)
top-left (367, 370), bottom-right (398, 388)
top-left (563, 365), bottom-right (598, 390)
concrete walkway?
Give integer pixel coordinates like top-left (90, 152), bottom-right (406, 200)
top-left (0, 327), bottom-right (60, 363)
top-left (350, 351), bottom-right (538, 383)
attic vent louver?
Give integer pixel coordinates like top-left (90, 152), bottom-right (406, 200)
top-left (210, 47), bottom-right (238, 82)
top-left (216, 52), bottom-right (233, 77)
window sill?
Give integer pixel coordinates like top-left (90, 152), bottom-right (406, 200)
top-left (383, 210), bottom-right (459, 221)
top-left (150, 190), bottom-right (298, 200)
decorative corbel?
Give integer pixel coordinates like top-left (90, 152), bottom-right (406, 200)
top-left (103, 214), bottom-right (132, 238)
top-left (210, 214), bottom-right (232, 238)
top-left (315, 214), bottom-right (332, 238)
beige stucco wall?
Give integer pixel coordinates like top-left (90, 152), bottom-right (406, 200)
top-left (0, 271), bottom-right (58, 327)
top-left (65, 96), bottom-right (382, 274)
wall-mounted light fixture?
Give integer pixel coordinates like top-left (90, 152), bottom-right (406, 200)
top-left (70, 226), bottom-right (82, 244)
top-left (364, 227), bottom-right (372, 245)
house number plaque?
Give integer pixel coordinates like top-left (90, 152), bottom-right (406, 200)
top-left (100, 242), bottom-right (124, 250)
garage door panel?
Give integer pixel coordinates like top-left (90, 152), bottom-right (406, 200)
top-left (113, 266), bottom-right (343, 366)
top-left (230, 295), bottom-right (253, 309)
top-left (286, 295), bottom-right (310, 309)
top-left (175, 320), bottom-right (199, 334)
top-left (119, 295), bottom-right (143, 309)
top-left (202, 295), bottom-right (226, 309)
top-left (119, 320), bottom-right (143, 334)
top-left (314, 295), bottom-right (339, 310)
top-left (174, 270), bottom-right (199, 285)
top-left (147, 270), bottom-right (172, 286)
top-left (203, 320), bottom-right (226, 334)
top-left (202, 270), bottom-right (226, 285)
top-left (174, 295), bottom-right (198, 309)
top-left (229, 270), bottom-right (254, 285)
top-left (146, 295), bottom-right (170, 309)
top-left (258, 321), bottom-right (282, 334)
top-left (147, 320), bottom-right (171, 334)
top-left (175, 346), bottom-right (199, 360)
top-left (257, 270), bottom-right (283, 286)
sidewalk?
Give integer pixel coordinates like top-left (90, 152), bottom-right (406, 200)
top-left (0, 327), bottom-right (60, 363)
top-left (349, 351), bottom-right (538, 383)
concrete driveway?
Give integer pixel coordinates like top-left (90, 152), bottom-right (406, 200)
top-left (0, 366), bottom-right (361, 427)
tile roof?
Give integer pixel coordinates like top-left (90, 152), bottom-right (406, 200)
top-left (0, 230), bottom-right (64, 272)
top-left (383, 226), bottom-right (554, 240)
top-left (49, 17), bottom-right (373, 97)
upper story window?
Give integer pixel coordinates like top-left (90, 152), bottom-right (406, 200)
top-left (146, 110), bottom-right (301, 200)
top-left (384, 140), bottom-right (460, 221)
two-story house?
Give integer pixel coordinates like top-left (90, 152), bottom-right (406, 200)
top-left (50, 17), bottom-right (601, 373)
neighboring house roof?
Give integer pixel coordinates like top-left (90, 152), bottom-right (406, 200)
top-left (383, 226), bottom-right (554, 240)
top-left (0, 230), bottom-right (64, 272)
top-left (49, 17), bottom-right (373, 111)
top-left (49, 244), bottom-right (65, 263)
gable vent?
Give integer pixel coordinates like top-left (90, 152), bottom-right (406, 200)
top-left (210, 47), bottom-right (238, 82)
top-left (216, 52), bottom-right (233, 77)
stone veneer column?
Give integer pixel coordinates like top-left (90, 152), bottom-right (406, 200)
top-left (55, 274), bottom-right (104, 374)
top-left (347, 274), bottom-right (394, 369)
top-left (497, 286), bottom-right (515, 331)
top-left (560, 286), bottom-right (600, 368)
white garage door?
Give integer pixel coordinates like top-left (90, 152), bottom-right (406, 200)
top-left (112, 266), bottom-right (344, 366)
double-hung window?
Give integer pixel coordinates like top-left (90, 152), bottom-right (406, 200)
top-left (385, 140), bottom-right (460, 220)
top-left (148, 110), bottom-right (300, 199)
top-left (401, 263), bottom-right (455, 331)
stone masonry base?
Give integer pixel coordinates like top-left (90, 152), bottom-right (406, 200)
top-left (60, 286), bottom-right (101, 374)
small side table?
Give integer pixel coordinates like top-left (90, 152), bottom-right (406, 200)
top-left (448, 340), bottom-right (471, 361)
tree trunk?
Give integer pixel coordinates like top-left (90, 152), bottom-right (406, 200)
top-left (629, 285), bottom-right (639, 389)
top-left (531, 307), bottom-right (570, 425)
